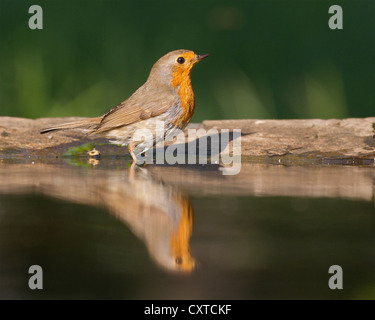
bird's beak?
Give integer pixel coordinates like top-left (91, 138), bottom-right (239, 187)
top-left (195, 53), bottom-right (210, 62)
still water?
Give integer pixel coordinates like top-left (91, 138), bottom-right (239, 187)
top-left (0, 159), bottom-right (374, 299)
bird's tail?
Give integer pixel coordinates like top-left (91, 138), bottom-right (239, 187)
top-left (40, 117), bottom-right (102, 134)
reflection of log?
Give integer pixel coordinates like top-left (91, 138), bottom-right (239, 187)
top-left (1, 158), bottom-right (374, 204)
top-left (0, 164), bottom-right (195, 273)
top-left (149, 163), bottom-right (375, 201)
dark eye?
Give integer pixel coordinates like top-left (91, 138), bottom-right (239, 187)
top-left (175, 257), bottom-right (183, 265)
top-left (177, 57), bottom-right (185, 64)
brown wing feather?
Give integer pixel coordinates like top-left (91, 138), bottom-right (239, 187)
top-left (93, 84), bottom-right (177, 134)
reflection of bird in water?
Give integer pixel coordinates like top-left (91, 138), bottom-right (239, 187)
top-left (102, 171), bottom-right (195, 272)
top-left (0, 164), bottom-right (195, 273)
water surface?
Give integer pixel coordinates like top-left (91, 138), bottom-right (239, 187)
top-left (0, 159), bottom-right (374, 299)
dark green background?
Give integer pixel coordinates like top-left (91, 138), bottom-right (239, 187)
top-left (0, 0), bottom-right (374, 121)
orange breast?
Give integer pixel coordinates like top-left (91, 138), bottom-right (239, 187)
top-left (171, 68), bottom-right (196, 129)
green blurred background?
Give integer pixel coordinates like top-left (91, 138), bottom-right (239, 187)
top-left (0, 0), bottom-right (374, 122)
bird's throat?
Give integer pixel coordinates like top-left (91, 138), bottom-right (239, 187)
top-left (171, 68), bottom-right (196, 128)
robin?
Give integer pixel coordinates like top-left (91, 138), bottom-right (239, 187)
top-left (41, 49), bottom-right (209, 163)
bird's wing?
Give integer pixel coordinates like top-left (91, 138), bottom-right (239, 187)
top-left (93, 87), bottom-right (177, 134)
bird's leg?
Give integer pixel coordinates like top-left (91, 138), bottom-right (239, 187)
top-left (128, 141), bottom-right (148, 169)
top-left (127, 143), bottom-right (138, 173)
top-left (128, 142), bottom-right (138, 163)
top-left (128, 162), bottom-right (136, 180)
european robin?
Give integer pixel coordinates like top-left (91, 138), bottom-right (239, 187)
top-left (40, 49), bottom-right (209, 163)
